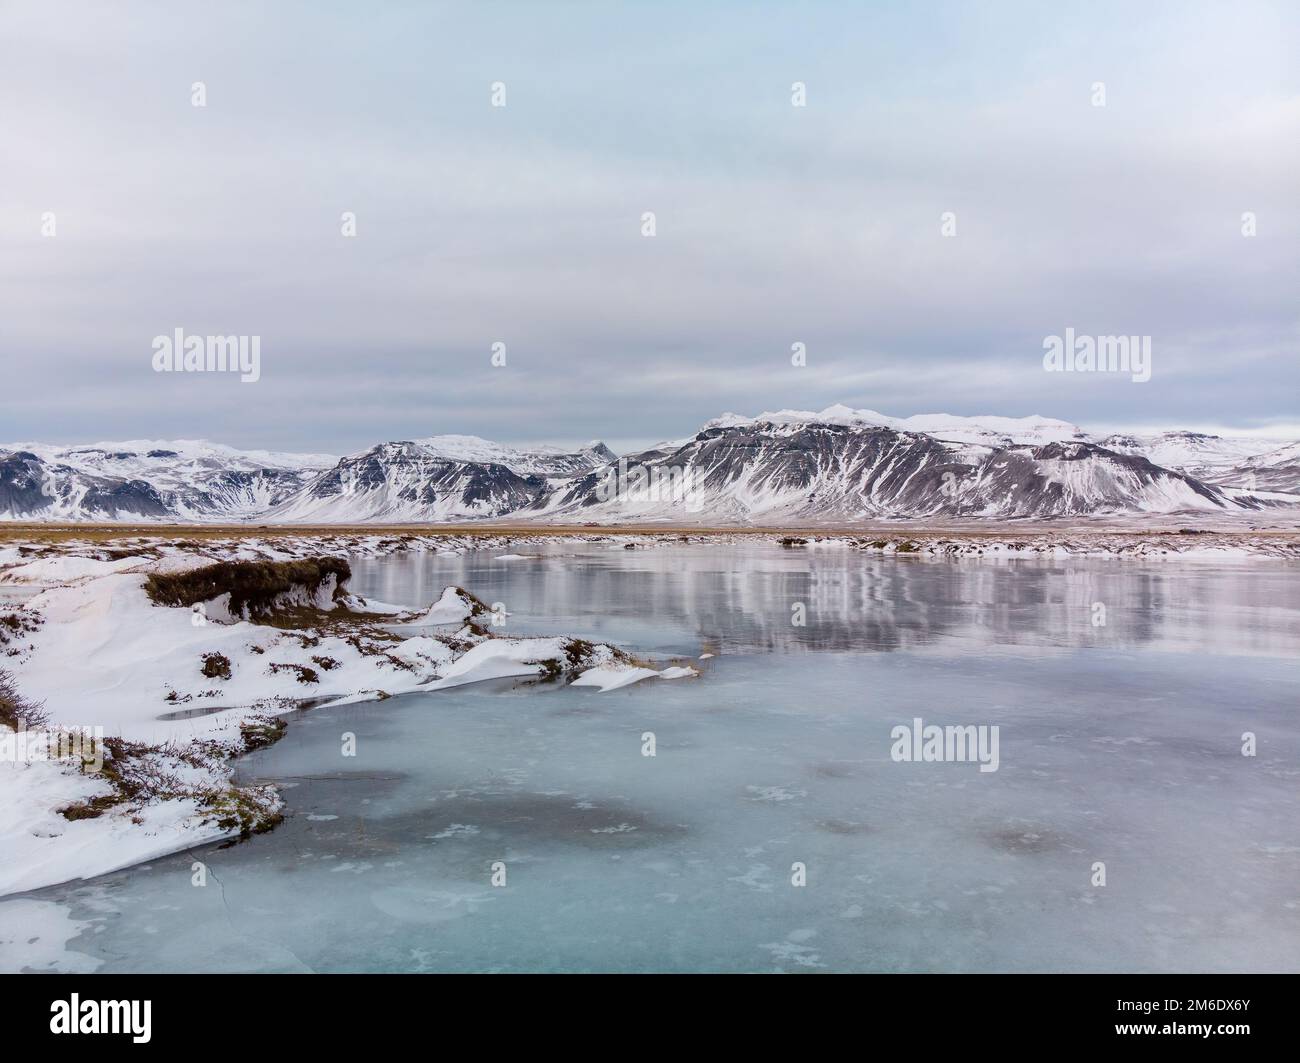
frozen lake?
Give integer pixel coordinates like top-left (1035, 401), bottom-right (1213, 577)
top-left (4, 542), bottom-right (1299, 971)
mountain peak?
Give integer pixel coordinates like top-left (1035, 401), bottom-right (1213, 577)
top-left (697, 406), bottom-right (1084, 445)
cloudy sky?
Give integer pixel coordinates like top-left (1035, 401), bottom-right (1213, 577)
top-left (2, 0), bottom-right (1296, 455)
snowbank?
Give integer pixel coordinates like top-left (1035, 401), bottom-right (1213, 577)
top-left (570, 664), bottom-right (699, 692)
top-left (0, 548), bottom-right (696, 896)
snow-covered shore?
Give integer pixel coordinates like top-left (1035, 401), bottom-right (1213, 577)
top-left (2, 524), bottom-right (1295, 898)
top-left (0, 540), bottom-right (697, 897)
top-left (4, 524), bottom-right (1298, 568)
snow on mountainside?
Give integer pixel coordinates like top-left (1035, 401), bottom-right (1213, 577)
top-left (1095, 431), bottom-right (1291, 482)
top-left (1242, 441), bottom-right (1300, 468)
top-left (0, 440), bottom-right (336, 521)
top-left (1, 413), bottom-right (1294, 524)
top-left (1229, 441), bottom-right (1300, 494)
top-left (542, 419), bottom-right (1239, 522)
top-left (4, 439), bottom-right (335, 475)
top-left (263, 437), bottom-right (616, 523)
top-left (403, 435), bottom-right (617, 478)
top-left (705, 405), bottom-right (1089, 448)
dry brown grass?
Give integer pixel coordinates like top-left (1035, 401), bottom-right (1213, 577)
top-left (144, 557), bottom-right (352, 619)
top-left (1, 520), bottom-right (1296, 545)
top-left (0, 667), bottom-right (47, 730)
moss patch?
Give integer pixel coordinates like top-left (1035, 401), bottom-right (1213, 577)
top-left (208, 790), bottom-right (285, 840)
top-left (239, 716), bottom-right (287, 753)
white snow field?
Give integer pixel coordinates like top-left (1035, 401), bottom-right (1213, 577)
top-left (0, 541), bottom-right (695, 899)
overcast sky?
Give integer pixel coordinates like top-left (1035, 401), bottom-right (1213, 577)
top-left (2, 0), bottom-right (1296, 455)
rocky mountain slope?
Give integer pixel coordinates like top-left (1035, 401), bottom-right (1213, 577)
top-left (2, 411), bottom-right (1293, 523)
top-left (263, 437), bottom-right (615, 522)
top-left (539, 418), bottom-right (1241, 521)
top-left (0, 440), bottom-right (335, 521)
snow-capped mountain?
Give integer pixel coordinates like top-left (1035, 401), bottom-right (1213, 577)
top-left (264, 436), bottom-right (617, 522)
top-left (1230, 442), bottom-right (1300, 494)
top-left (0, 440), bottom-right (336, 521)
top-left (702, 404), bottom-right (1089, 448)
top-left (540, 417), bottom-right (1237, 522)
top-left (1, 412), bottom-right (1294, 524)
top-left (1094, 431), bottom-right (1292, 485)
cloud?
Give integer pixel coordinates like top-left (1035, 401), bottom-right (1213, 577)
top-left (1, 0), bottom-right (1296, 452)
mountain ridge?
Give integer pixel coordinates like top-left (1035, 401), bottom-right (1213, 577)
top-left (3, 410), bottom-right (1295, 524)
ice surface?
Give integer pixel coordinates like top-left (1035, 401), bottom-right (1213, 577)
top-left (2, 543), bottom-right (1298, 972)
top-left (0, 899), bottom-right (101, 973)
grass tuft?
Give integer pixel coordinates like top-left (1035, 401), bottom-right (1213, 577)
top-left (0, 668), bottom-right (48, 730)
top-left (144, 557), bottom-right (352, 621)
top-left (200, 652), bottom-right (232, 680)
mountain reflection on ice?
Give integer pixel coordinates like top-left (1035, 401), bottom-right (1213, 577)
top-left (354, 542), bottom-right (1300, 658)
